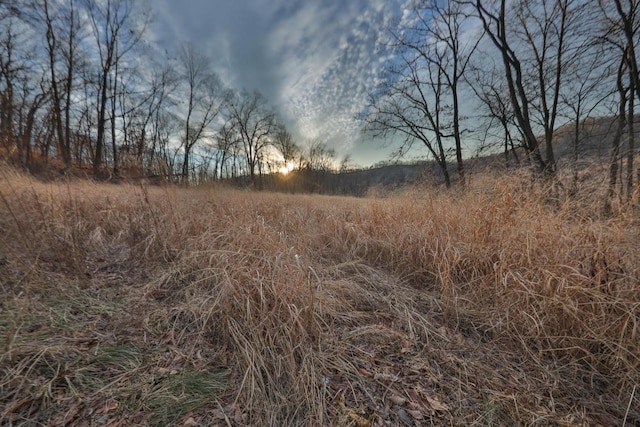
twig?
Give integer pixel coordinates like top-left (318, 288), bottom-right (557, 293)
top-left (622, 384), bottom-right (637, 427)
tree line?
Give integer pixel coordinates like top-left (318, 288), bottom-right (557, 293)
top-left (3, 0), bottom-right (640, 203)
top-left (0, 0), bottom-right (344, 185)
top-left (364, 0), bottom-right (640, 208)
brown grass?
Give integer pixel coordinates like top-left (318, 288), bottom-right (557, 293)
top-left (1, 164), bottom-right (639, 426)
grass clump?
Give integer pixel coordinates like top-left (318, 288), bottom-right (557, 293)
top-left (1, 165), bottom-right (639, 425)
top-left (146, 368), bottom-right (230, 425)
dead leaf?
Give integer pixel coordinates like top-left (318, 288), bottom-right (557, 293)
top-left (397, 408), bottom-right (413, 425)
top-left (425, 395), bottom-right (449, 412)
top-left (357, 367), bottom-right (373, 376)
top-left (389, 395), bottom-right (407, 406)
top-left (181, 416), bottom-right (198, 426)
top-left (406, 409), bottom-right (424, 420)
top-left (407, 401), bottom-right (422, 411)
top-left (338, 392), bottom-right (372, 427)
top-left (374, 372), bottom-right (399, 382)
top-left (96, 400), bottom-right (118, 415)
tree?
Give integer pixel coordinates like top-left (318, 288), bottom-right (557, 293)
top-left (0, 11), bottom-right (21, 157)
top-left (132, 65), bottom-right (177, 175)
top-left (604, 56), bottom-right (629, 214)
top-left (304, 139), bottom-right (336, 172)
top-left (214, 122), bottom-right (240, 179)
top-left (475, 0), bottom-right (577, 174)
top-left (177, 43), bottom-right (225, 182)
top-left (413, 0), bottom-right (479, 184)
top-left (559, 41), bottom-right (614, 193)
top-left (339, 154), bottom-right (356, 172)
top-left (0, 5), bottom-right (48, 169)
top-left (40, 0), bottom-right (82, 170)
top-left (83, 0), bottom-right (149, 178)
top-left (273, 124), bottom-right (300, 170)
top-left (365, 45), bottom-right (455, 186)
top-left (364, 0), bottom-right (478, 188)
top-left (599, 0), bottom-right (640, 199)
top-left (227, 90), bottom-right (278, 186)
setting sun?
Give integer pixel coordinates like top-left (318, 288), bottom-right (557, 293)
top-left (279, 161), bottom-right (296, 175)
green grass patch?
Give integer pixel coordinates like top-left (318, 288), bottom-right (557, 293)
top-left (146, 368), bottom-right (230, 425)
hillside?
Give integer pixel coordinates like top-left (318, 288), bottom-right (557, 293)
top-left (261, 115), bottom-right (629, 196)
top-left (1, 165), bottom-right (638, 425)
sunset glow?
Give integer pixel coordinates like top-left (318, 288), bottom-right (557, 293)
top-left (279, 162), bottom-right (296, 175)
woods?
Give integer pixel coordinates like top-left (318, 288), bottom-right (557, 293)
top-left (0, 1), bottom-right (292, 183)
top-left (363, 0), bottom-right (640, 203)
top-left (1, 0), bottom-right (640, 201)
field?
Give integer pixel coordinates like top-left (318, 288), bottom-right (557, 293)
top-left (1, 165), bottom-right (639, 426)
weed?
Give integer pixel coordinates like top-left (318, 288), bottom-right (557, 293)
top-left (1, 165), bottom-right (638, 425)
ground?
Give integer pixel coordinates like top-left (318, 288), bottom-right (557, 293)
top-left (1, 166), bottom-right (639, 426)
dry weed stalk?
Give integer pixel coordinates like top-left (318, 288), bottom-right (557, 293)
top-left (1, 165), bottom-right (638, 425)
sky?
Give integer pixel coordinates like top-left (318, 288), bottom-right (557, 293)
top-left (152, 0), bottom-right (414, 167)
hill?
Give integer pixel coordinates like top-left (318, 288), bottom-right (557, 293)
top-left (259, 115), bottom-right (632, 196)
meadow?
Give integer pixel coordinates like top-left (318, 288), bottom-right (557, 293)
top-left (1, 165), bottom-right (639, 426)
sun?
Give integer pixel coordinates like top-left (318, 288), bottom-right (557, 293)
top-left (279, 161), bottom-right (296, 175)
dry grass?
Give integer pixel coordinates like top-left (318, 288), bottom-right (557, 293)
top-left (1, 164), bottom-right (639, 426)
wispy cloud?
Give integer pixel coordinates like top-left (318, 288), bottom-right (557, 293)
top-left (269, 1), bottom-right (405, 148)
top-left (153, 0), bottom-right (408, 164)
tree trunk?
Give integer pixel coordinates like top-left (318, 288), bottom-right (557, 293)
top-left (182, 145), bottom-right (191, 182)
top-left (627, 86), bottom-right (634, 200)
top-left (605, 60), bottom-right (627, 215)
top-left (44, 0), bottom-right (70, 169)
top-left (94, 68), bottom-right (109, 178)
top-left (110, 57), bottom-right (119, 178)
top-left (452, 80), bottom-right (465, 186)
top-left (63, 1), bottom-right (76, 168)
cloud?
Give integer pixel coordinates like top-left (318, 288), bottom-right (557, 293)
top-left (267, 1), bottom-right (405, 147)
top-left (152, 0), bottom-right (408, 165)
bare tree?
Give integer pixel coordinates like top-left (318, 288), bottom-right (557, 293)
top-left (0, 13), bottom-right (20, 156)
top-left (40, 0), bottom-right (82, 170)
top-left (413, 0), bottom-right (479, 184)
top-left (559, 41), bottom-right (614, 193)
top-left (272, 124), bottom-right (300, 169)
top-left (467, 61), bottom-right (522, 167)
top-left (475, 0), bottom-right (578, 175)
top-left (364, 0), bottom-right (478, 187)
top-left (599, 0), bottom-right (640, 199)
top-left (305, 139), bottom-right (336, 172)
top-left (133, 65), bottom-right (177, 174)
top-left (83, 0), bottom-right (150, 178)
top-left (227, 90), bottom-right (278, 186)
top-left (177, 42), bottom-right (224, 182)
top-left (0, 6), bottom-right (49, 169)
top-left (211, 123), bottom-right (235, 179)
top-left (604, 56), bottom-right (629, 214)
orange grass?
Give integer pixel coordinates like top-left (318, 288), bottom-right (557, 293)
top-left (1, 164), bottom-right (639, 425)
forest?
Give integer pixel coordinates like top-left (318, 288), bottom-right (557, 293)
top-left (0, 0), bottom-right (639, 200)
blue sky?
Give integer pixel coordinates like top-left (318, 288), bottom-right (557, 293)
top-left (152, 0), bottom-right (414, 167)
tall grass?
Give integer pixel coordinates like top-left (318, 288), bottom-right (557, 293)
top-left (1, 165), bottom-right (638, 425)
